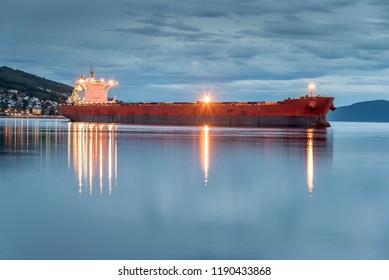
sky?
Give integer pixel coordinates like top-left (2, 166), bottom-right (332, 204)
top-left (1, 0), bottom-right (389, 106)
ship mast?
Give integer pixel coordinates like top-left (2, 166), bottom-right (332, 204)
top-left (309, 83), bottom-right (315, 97)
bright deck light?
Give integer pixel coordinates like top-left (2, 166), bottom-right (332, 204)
top-left (308, 83), bottom-right (316, 96)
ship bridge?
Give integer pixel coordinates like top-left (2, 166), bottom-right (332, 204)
top-left (72, 67), bottom-right (118, 103)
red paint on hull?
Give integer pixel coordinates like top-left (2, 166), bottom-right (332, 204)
top-left (60, 96), bottom-right (335, 128)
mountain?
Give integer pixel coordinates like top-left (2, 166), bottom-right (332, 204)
top-left (0, 66), bottom-right (72, 102)
top-left (328, 100), bottom-right (389, 122)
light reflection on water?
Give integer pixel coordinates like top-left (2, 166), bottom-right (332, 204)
top-left (307, 129), bottom-right (314, 192)
top-left (202, 125), bottom-right (209, 186)
top-left (67, 123), bottom-right (118, 196)
top-left (65, 122), bottom-right (323, 195)
top-left (6, 118), bottom-right (389, 260)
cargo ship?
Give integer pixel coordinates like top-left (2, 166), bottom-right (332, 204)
top-left (60, 68), bottom-right (335, 127)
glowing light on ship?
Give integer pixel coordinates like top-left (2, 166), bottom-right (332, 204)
top-left (201, 90), bottom-right (213, 103)
top-left (308, 83), bottom-right (316, 96)
top-left (203, 95), bottom-right (211, 103)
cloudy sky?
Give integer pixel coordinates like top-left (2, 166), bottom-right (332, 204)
top-left (2, 0), bottom-right (389, 105)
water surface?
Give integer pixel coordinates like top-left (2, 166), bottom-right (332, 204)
top-left (1, 118), bottom-right (389, 259)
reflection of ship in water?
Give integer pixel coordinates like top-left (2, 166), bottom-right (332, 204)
top-left (198, 126), bottom-right (331, 193)
top-left (1, 118), bottom-right (330, 195)
top-left (67, 123), bottom-right (117, 196)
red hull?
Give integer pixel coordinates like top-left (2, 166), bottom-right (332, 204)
top-left (60, 96), bottom-right (335, 127)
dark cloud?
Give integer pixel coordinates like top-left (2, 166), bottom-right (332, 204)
top-left (119, 0), bottom-right (356, 18)
top-left (107, 26), bottom-right (220, 44)
top-left (138, 17), bottom-right (201, 32)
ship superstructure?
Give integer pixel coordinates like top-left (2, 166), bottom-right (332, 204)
top-left (70, 67), bottom-right (118, 104)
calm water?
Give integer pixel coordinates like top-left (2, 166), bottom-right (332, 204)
top-left (1, 118), bottom-right (389, 260)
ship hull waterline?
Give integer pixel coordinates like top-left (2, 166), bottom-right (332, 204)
top-left (60, 96), bottom-right (335, 128)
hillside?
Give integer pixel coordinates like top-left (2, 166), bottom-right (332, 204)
top-left (328, 100), bottom-right (389, 122)
top-left (0, 66), bottom-right (72, 102)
